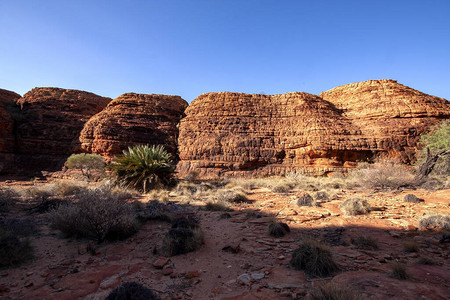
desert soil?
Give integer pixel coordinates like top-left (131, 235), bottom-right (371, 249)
top-left (0, 181), bottom-right (449, 299)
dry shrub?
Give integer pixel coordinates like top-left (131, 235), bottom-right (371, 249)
top-left (419, 215), bottom-right (450, 231)
top-left (290, 240), bottom-right (339, 277)
top-left (403, 194), bottom-right (424, 203)
top-left (403, 240), bottom-right (420, 253)
top-left (0, 218), bottom-right (36, 268)
top-left (351, 236), bottom-right (378, 250)
top-left (417, 257), bottom-right (435, 265)
top-left (349, 158), bottom-right (415, 189)
top-left (106, 282), bottom-right (160, 300)
top-left (296, 193), bottom-right (317, 207)
top-left (339, 198), bottom-right (370, 216)
top-left (315, 191), bottom-right (330, 201)
top-left (52, 180), bottom-right (88, 196)
top-left (49, 188), bottom-right (139, 242)
top-left (0, 187), bottom-right (19, 212)
top-left (310, 282), bottom-right (359, 300)
top-left (268, 222), bottom-right (290, 237)
top-left (390, 263), bottom-right (408, 280)
top-left (217, 188), bottom-right (248, 203)
top-left (205, 200), bottom-right (231, 212)
top-left (161, 216), bottom-right (204, 256)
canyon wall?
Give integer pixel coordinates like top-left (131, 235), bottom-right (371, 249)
top-left (80, 93), bottom-right (188, 158)
top-left (177, 80), bottom-right (450, 178)
top-left (0, 89), bottom-right (21, 174)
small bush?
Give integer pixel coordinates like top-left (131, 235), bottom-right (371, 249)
top-left (290, 240), bottom-right (339, 277)
top-left (403, 194), bottom-right (424, 203)
top-left (390, 263), bottom-right (408, 280)
top-left (403, 240), bottom-right (419, 253)
top-left (339, 198), bottom-right (370, 216)
top-left (65, 153), bottom-right (105, 179)
top-left (205, 200), bottom-right (231, 212)
top-left (111, 145), bottom-right (175, 192)
top-left (49, 188), bottom-right (139, 242)
top-left (217, 189), bottom-right (248, 203)
top-left (310, 282), bottom-right (359, 300)
top-left (315, 191), bottom-right (330, 201)
top-left (52, 180), bottom-right (87, 196)
top-left (297, 193), bottom-right (316, 207)
top-left (106, 282), bottom-right (160, 300)
top-left (268, 222), bottom-right (290, 237)
top-left (26, 185), bottom-right (53, 201)
top-left (419, 215), bottom-right (450, 231)
top-left (351, 236), bottom-right (378, 250)
top-left (0, 228), bottom-right (33, 268)
top-left (350, 158), bottom-right (415, 189)
top-left (417, 257), bottom-right (435, 265)
top-left (162, 217), bottom-right (204, 256)
top-left (417, 119), bottom-right (450, 176)
top-left (0, 187), bottom-right (19, 212)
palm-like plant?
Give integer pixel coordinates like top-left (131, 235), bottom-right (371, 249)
top-left (111, 145), bottom-right (175, 192)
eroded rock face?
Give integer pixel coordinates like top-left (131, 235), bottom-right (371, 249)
top-left (15, 88), bottom-right (111, 173)
top-left (0, 89), bottom-right (21, 174)
top-left (177, 81), bottom-right (450, 178)
top-left (80, 93), bottom-right (188, 158)
top-left (319, 79), bottom-right (450, 163)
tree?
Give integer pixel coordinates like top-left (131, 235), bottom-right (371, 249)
top-left (65, 153), bottom-right (106, 179)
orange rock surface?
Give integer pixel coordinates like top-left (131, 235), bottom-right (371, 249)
top-left (0, 88), bottom-right (21, 173)
top-left (15, 87), bottom-right (111, 173)
top-left (80, 93), bottom-right (188, 158)
top-left (177, 80), bottom-right (449, 178)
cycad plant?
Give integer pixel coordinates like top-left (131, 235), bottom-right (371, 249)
top-left (111, 145), bottom-right (175, 192)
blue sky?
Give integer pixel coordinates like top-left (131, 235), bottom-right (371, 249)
top-left (1, 0), bottom-right (449, 102)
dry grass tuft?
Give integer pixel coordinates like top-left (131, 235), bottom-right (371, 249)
top-left (310, 282), bottom-right (359, 300)
top-left (403, 240), bottom-right (420, 253)
top-left (296, 193), bottom-right (317, 207)
top-left (351, 236), bottom-right (378, 250)
top-left (290, 240), bottom-right (339, 277)
top-left (161, 216), bottom-right (204, 256)
top-left (268, 222), bottom-right (290, 237)
top-left (419, 215), bottom-right (450, 231)
top-left (339, 198), bottom-right (370, 216)
top-left (390, 263), bottom-right (408, 280)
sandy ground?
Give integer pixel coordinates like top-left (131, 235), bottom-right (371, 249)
top-left (0, 181), bottom-right (449, 299)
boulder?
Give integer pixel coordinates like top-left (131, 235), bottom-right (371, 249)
top-left (15, 87), bottom-right (111, 174)
top-left (80, 93), bottom-right (188, 158)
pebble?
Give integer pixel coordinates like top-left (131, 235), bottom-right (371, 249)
top-left (237, 274), bottom-right (251, 284)
top-left (251, 273), bottom-right (265, 280)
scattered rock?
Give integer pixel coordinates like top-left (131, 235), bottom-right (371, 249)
top-left (153, 257), bottom-right (170, 269)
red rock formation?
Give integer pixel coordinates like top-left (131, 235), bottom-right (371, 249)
top-left (319, 79), bottom-right (450, 163)
top-left (0, 89), bottom-right (21, 174)
top-left (15, 88), bottom-right (111, 173)
top-left (177, 81), bottom-right (450, 178)
top-left (80, 93), bottom-right (188, 158)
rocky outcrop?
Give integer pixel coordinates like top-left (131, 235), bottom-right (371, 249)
top-left (319, 79), bottom-right (450, 163)
top-left (14, 88), bottom-right (111, 173)
top-left (80, 93), bottom-right (188, 158)
top-left (177, 80), bottom-right (450, 178)
top-left (0, 89), bottom-right (21, 174)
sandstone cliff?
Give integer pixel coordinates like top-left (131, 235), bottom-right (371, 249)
top-left (80, 93), bottom-right (188, 158)
top-left (0, 89), bottom-right (21, 174)
top-left (14, 87), bottom-right (111, 173)
top-left (177, 80), bottom-right (450, 178)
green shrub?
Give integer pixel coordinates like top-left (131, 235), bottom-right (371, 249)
top-left (65, 153), bottom-right (105, 179)
top-left (417, 119), bottom-right (450, 176)
top-left (49, 188), bottom-right (139, 242)
top-left (111, 145), bottom-right (175, 192)
top-left (339, 198), bottom-right (370, 216)
top-left (290, 240), bottom-right (339, 277)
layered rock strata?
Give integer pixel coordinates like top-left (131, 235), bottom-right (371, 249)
top-left (0, 89), bottom-right (21, 174)
top-left (80, 93), bottom-right (188, 158)
top-left (177, 80), bottom-right (450, 178)
top-left (14, 88), bottom-right (111, 173)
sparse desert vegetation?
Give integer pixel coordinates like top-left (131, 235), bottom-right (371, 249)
top-left (0, 156), bottom-right (448, 299)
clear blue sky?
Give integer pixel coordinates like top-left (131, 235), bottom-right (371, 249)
top-left (1, 0), bottom-right (449, 102)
